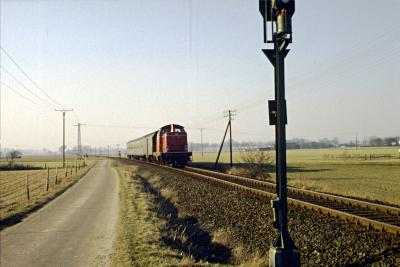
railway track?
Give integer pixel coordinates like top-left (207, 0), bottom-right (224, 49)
top-left (122, 158), bottom-right (400, 235)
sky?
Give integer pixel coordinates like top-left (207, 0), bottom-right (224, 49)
top-left (1, 0), bottom-right (399, 151)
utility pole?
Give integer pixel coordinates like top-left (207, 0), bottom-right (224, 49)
top-left (55, 109), bottom-right (73, 168)
top-left (200, 128), bottom-right (204, 156)
top-left (117, 144), bottom-right (121, 159)
top-left (355, 132), bottom-right (358, 150)
top-left (195, 128), bottom-right (205, 156)
top-left (260, 1), bottom-right (300, 266)
top-left (73, 123), bottom-right (86, 160)
top-left (215, 110), bottom-right (236, 169)
top-left (227, 110), bottom-right (236, 167)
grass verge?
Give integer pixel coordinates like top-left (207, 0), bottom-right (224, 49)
top-left (111, 165), bottom-right (196, 266)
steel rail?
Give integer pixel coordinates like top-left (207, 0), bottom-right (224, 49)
top-left (185, 166), bottom-right (400, 216)
top-left (124, 158), bottom-right (400, 235)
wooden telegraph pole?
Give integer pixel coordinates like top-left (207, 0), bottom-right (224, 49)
top-left (215, 110), bottom-right (236, 169)
top-left (55, 109), bottom-right (73, 168)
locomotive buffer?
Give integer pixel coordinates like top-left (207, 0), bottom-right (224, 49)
top-left (259, 1), bottom-right (300, 266)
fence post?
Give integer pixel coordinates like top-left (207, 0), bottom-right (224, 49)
top-left (46, 168), bottom-right (50, 191)
top-left (70, 164), bottom-right (73, 175)
top-left (65, 165), bottom-right (68, 177)
top-left (55, 167), bottom-right (58, 184)
top-left (26, 175), bottom-right (30, 200)
top-left (75, 163), bottom-right (78, 173)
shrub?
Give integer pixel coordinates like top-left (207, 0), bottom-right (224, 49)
top-left (229, 150), bottom-right (272, 180)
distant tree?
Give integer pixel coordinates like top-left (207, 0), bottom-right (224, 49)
top-left (369, 137), bottom-right (384, 147)
top-left (361, 137), bottom-right (369, 146)
top-left (384, 137), bottom-right (399, 146)
top-left (7, 150), bottom-right (22, 164)
top-left (59, 145), bottom-right (67, 153)
top-left (331, 137), bottom-right (339, 146)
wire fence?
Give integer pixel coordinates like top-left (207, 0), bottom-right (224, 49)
top-left (322, 153), bottom-right (400, 160)
top-left (0, 160), bottom-right (89, 215)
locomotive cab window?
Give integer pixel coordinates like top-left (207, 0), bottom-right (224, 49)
top-left (174, 128), bottom-right (184, 133)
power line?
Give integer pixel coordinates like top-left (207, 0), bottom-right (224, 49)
top-left (0, 81), bottom-right (40, 106)
top-left (85, 124), bottom-right (157, 129)
top-left (1, 66), bottom-right (57, 109)
top-left (192, 27), bottom-right (400, 123)
top-left (0, 46), bottom-right (64, 109)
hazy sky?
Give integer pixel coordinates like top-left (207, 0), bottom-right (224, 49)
top-left (1, 0), bottom-right (399, 151)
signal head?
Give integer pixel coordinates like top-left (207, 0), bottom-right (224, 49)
top-left (259, 0), bottom-right (295, 21)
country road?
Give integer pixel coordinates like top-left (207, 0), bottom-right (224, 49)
top-left (0, 160), bottom-right (119, 267)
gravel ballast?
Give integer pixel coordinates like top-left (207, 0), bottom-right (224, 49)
top-left (125, 162), bottom-right (400, 266)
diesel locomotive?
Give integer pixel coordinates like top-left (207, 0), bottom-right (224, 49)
top-left (126, 124), bottom-right (192, 167)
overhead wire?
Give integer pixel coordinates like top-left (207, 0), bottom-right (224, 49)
top-left (192, 25), bottom-right (400, 125)
top-left (0, 81), bottom-right (41, 106)
top-left (84, 123), bottom-right (157, 129)
top-left (0, 46), bottom-right (65, 109)
top-left (289, 45), bottom-right (400, 101)
top-left (1, 66), bottom-right (58, 109)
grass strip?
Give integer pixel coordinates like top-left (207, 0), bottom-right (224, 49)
top-left (111, 166), bottom-right (195, 266)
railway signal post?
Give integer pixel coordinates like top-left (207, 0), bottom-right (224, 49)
top-left (259, 1), bottom-right (300, 266)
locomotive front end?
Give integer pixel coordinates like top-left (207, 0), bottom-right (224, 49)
top-left (157, 124), bottom-right (192, 166)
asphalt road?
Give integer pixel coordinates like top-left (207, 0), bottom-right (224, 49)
top-left (0, 160), bottom-right (119, 267)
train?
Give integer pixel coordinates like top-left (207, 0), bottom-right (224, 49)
top-left (126, 124), bottom-right (192, 167)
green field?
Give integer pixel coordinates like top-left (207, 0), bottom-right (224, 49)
top-left (192, 147), bottom-right (400, 205)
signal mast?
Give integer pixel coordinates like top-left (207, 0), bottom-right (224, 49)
top-left (259, 1), bottom-right (300, 266)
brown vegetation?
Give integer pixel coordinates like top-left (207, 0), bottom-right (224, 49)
top-left (0, 160), bottom-right (92, 228)
top-left (227, 150), bottom-right (272, 180)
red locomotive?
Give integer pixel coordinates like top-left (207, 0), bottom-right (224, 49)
top-left (127, 124), bottom-right (192, 167)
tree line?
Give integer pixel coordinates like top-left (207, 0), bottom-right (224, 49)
top-left (188, 136), bottom-right (400, 152)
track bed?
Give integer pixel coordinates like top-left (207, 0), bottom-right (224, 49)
top-left (122, 160), bottom-right (400, 266)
